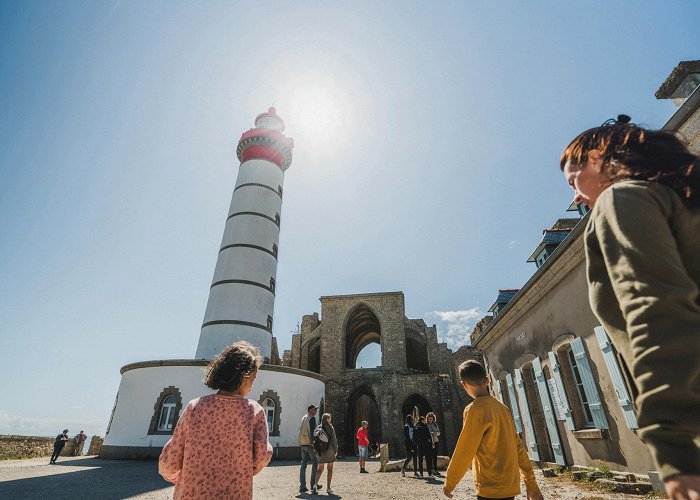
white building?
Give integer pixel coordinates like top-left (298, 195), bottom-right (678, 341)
top-left (100, 108), bottom-right (325, 460)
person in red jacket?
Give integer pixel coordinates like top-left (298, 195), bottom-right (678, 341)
top-left (356, 421), bottom-right (369, 473)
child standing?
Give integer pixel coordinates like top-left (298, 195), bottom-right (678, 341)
top-left (159, 341), bottom-right (272, 499)
top-left (444, 360), bottom-right (543, 500)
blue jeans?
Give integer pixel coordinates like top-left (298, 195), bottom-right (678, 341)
top-left (299, 445), bottom-right (318, 490)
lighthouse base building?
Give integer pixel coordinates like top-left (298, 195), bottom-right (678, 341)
top-left (100, 108), bottom-right (325, 460)
top-left (100, 360), bottom-right (324, 459)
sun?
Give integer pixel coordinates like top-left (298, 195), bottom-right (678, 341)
top-left (283, 77), bottom-right (349, 151)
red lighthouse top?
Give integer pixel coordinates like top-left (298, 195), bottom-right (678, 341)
top-left (237, 107), bottom-right (294, 171)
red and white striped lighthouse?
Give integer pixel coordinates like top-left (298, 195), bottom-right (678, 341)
top-left (195, 107), bottom-right (294, 361)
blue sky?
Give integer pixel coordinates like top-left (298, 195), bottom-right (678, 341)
top-left (1, 0), bottom-right (697, 436)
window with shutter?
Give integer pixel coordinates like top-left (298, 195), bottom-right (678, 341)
top-left (505, 373), bottom-right (523, 433)
top-left (547, 351), bottom-right (575, 430)
top-left (493, 378), bottom-right (504, 403)
top-left (570, 337), bottom-right (609, 430)
top-left (532, 357), bottom-right (566, 465)
top-left (514, 368), bottom-right (539, 461)
top-left (594, 326), bottom-right (638, 429)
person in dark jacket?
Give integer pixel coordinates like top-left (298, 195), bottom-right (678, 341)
top-left (50, 429), bottom-right (69, 464)
top-left (401, 415), bottom-right (418, 477)
top-left (413, 415), bottom-right (432, 478)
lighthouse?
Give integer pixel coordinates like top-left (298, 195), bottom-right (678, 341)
top-left (196, 107), bottom-right (294, 361)
top-left (101, 108), bottom-right (323, 460)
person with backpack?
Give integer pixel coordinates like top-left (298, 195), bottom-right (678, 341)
top-left (313, 413), bottom-right (338, 495)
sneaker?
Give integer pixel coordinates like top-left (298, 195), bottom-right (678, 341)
top-left (360, 468), bottom-right (369, 473)
top-left (434, 471), bottom-right (443, 477)
top-left (327, 488), bottom-right (334, 494)
top-left (312, 487), bottom-right (318, 494)
top-left (299, 487), bottom-right (309, 493)
top-left (401, 469), bottom-right (405, 477)
top-left (315, 483), bottom-right (323, 490)
top-left (414, 472), bottom-right (420, 477)
top-left (429, 474), bottom-right (435, 479)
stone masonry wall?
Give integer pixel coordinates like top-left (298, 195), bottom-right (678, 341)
top-left (0, 435), bottom-right (54, 459)
top-left (87, 436), bottom-right (103, 456)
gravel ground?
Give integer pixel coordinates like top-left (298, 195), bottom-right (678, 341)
top-left (0, 455), bottom-right (648, 499)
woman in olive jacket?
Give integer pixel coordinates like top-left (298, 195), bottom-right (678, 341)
top-left (561, 115), bottom-right (700, 500)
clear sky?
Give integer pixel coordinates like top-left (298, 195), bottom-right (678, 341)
top-left (1, 1), bottom-right (697, 437)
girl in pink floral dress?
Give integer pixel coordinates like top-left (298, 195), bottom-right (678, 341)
top-left (159, 341), bottom-right (273, 499)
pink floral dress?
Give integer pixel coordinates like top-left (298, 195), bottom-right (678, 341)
top-left (159, 394), bottom-right (273, 499)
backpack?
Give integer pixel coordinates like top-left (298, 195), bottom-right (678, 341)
top-left (313, 426), bottom-right (330, 454)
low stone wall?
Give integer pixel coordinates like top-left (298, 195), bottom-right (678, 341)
top-left (87, 436), bottom-right (103, 456)
top-left (0, 435), bottom-right (54, 459)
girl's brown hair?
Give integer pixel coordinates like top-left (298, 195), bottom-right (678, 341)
top-left (204, 341), bottom-right (262, 392)
top-left (560, 116), bottom-right (700, 207)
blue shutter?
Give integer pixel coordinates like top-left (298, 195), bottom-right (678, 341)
top-left (547, 351), bottom-right (575, 430)
top-left (493, 378), bottom-right (504, 403)
top-left (505, 373), bottom-right (523, 433)
top-left (532, 357), bottom-right (566, 466)
top-left (594, 326), bottom-right (638, 429)
top-left (514, 368), bottom-right (539, 461)
top-left (570, 337), bottom-right (609, 429)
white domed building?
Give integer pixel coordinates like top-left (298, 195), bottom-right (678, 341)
top-left (100, 108), bottom-right (325, 460)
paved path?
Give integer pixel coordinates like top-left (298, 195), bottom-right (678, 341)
top-left (0, 456), bottom-right (640, 499)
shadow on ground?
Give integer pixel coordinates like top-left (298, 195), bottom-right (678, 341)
top-left (0, 457), bottom-right (172, 500)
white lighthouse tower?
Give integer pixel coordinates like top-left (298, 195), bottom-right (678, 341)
top-left (196, 107), bottom-right (293, 361)
top-left (101, 108), bottom-right (324, 460)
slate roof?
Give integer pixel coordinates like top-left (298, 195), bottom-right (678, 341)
top-left (526, 229), bottom-right (570, 262)
top-left (487, 289), bottom-right (520, 312)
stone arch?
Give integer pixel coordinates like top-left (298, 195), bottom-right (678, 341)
top-left (148, 386), bottom-right (183, 435)
top-left (345, 385), bottom-right (381, 454)
top-left (343, 303), bottom-right (382, 369)
top-left (400, 393), bottom-right (432, 422)
top-left (405, 328), bottom-right (429, 372)
top-left (258, 389), bottom-right (282, 436)
top-left (514, 352), bottom-right (537, 369)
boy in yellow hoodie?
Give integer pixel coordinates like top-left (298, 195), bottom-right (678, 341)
top-left (444, 360), bottom-right (544, 500)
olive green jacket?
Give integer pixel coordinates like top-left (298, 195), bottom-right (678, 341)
top-left (585, 180), bottom-right (700, 480)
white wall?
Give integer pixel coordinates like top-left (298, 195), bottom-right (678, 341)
top-left (103, 364), bottom-right (324, 451)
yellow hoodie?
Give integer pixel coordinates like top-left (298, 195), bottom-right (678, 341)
top-left (445, 395), bottom-right (538, 497)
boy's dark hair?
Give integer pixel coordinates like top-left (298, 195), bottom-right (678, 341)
top-left (459, 360), bottom-right (487, 384)
top-left (205, 341), bottom-right (262, 392)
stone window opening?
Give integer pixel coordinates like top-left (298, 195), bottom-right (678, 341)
top-left (405, 330), bottom-right (430, 372)
top-left (344, 303), bottom-right (382, 369)
top-left (258, 390), bottom-right (281, 436)
top-left (148, 386), bottom-right (183, 435)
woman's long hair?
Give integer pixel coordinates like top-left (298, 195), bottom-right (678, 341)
top-left (560, 116), bottom-right (700, 207)
top-left (321, 413), bottom-right (333, 429)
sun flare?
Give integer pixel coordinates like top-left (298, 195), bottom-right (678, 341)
top-left (284, 78), bottom-right (348, 151)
